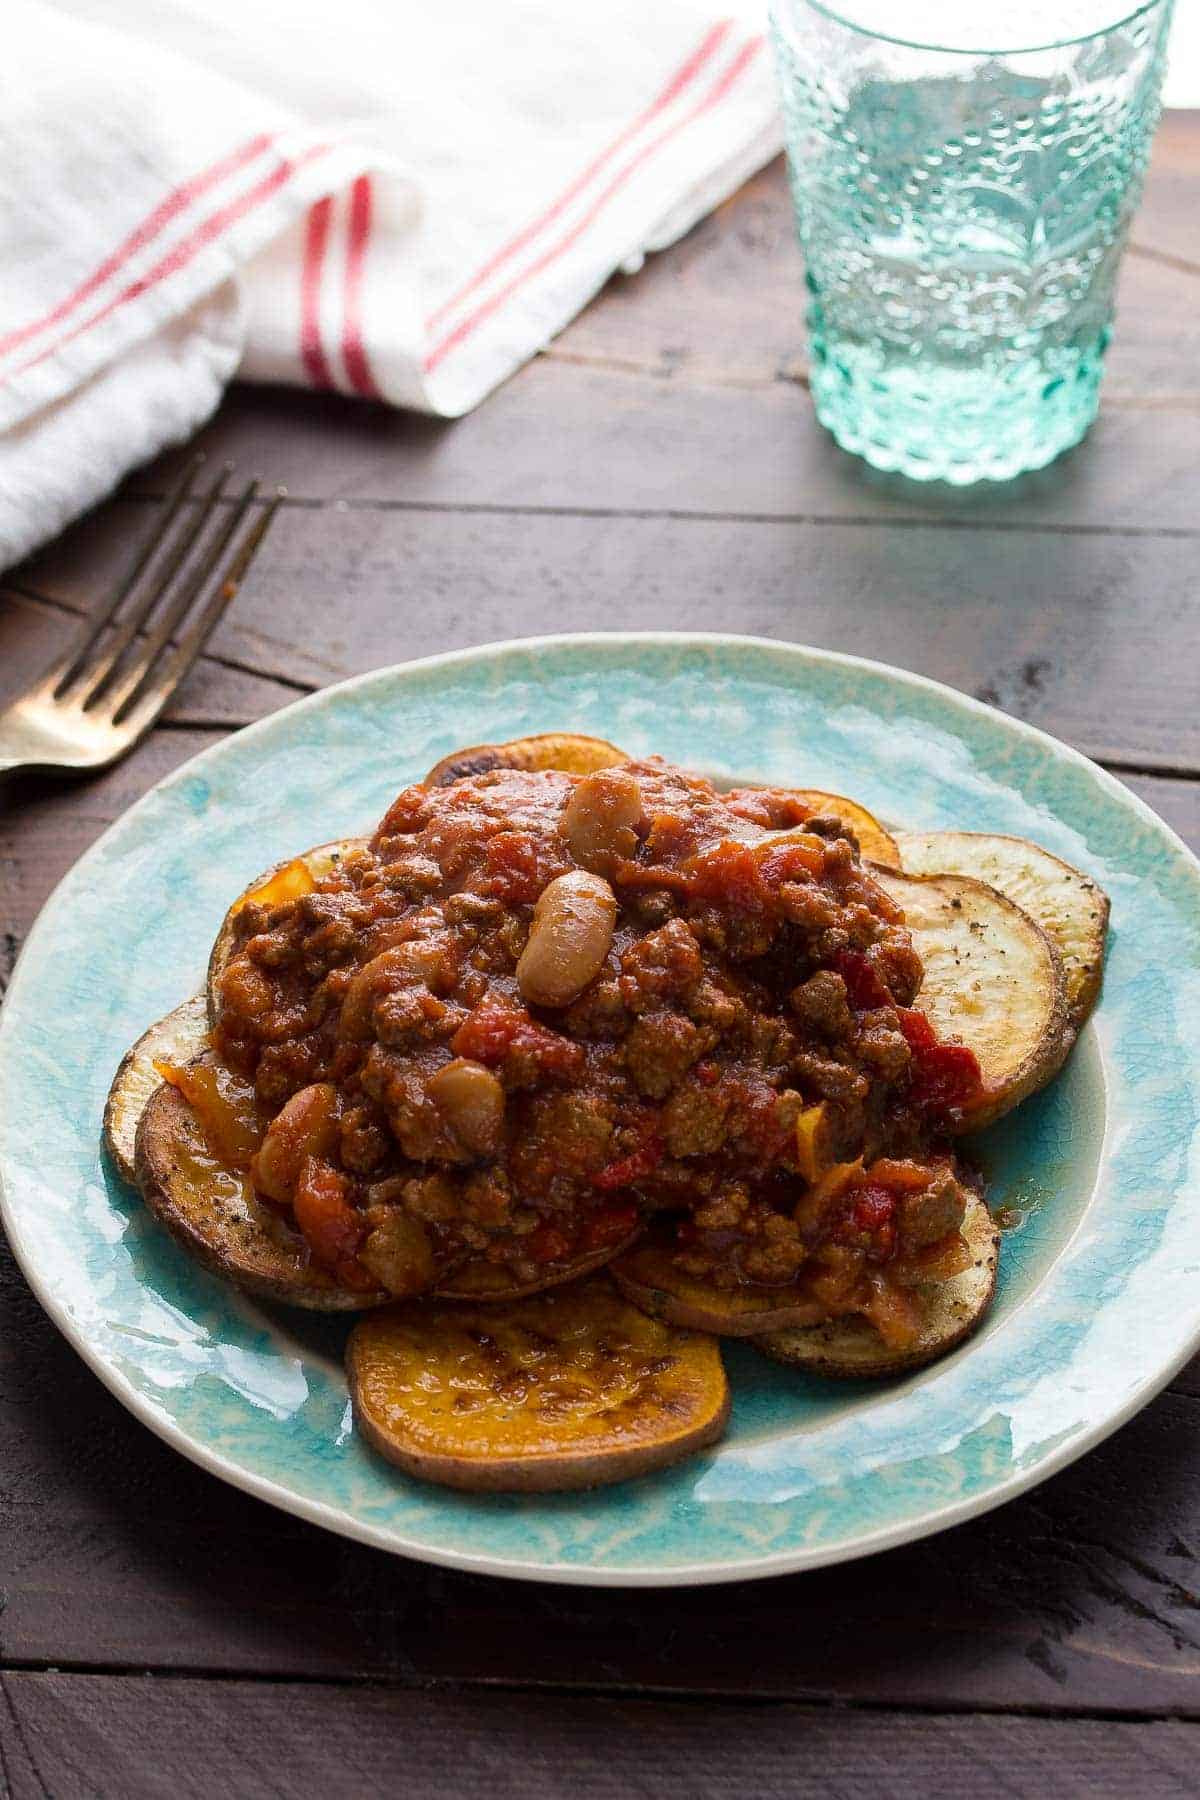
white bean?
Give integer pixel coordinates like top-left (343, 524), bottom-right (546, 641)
top-left (428, 1058), bottom-right (506, 1154)
top-left (560, 768), bottom-right (643, 872)
top-left (359, 1212), bottom-right (435, 1296)
top-left (251, 1082), bottom-right (338, 1202)
top-left (517, 870), bottom-right (617, 1007)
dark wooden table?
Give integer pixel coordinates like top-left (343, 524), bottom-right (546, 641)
top-left (3, 113), bottom-right (1199, 1800)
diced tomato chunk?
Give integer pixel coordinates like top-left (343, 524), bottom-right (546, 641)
top-left (834, 950), bottom-right (892, 1011)
top-left (757, 837), bottom-right (826, 886)
top-left (292, 1157), bottom-right (374, 1288)
top-left (372, 784), bottom-right (429, 846)
top-left (451, 1001), bottom-right (583, 1079)
top-left (851, 1183), bottom-right (896, 1233)
top-left (451, 1002), bottom-right (519, 1063)
top-left (685, 840), bottom-right (767, 911)
top-left (911, 1042), bottom-right (982, 1113)
top-left (897, 1007), bottom-right (937, 1053)
top-left (527, 1222), bottom-right (573, 1263)
top-left (582, 1203), bottom-right (640, 1251)
top-left (592, 1133), bottom-right (664, 1192)
top-left (897, 1010), bottom-right (981, 1113)
top-left (482, 831), bottom-right (546, 903)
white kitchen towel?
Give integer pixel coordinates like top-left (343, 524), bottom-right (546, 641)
top-left (0, 1), bottom-right (779, 568)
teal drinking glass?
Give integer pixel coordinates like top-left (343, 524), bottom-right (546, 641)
top-left (769, 1), bottom-right (1176, 482)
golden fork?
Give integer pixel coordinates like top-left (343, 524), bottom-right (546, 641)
top-left (0, 458), bottom-right (283, 779)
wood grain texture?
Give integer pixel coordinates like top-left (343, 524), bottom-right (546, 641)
top-left (14, 500), bottom-right (1200, 770)
top-left (5, 1674), bottom-right (1199, 1800)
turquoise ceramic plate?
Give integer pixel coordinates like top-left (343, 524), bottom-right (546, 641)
top-left (3, 634), bottom-right (1199, 1586)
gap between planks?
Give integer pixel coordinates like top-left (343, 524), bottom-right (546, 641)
top-left (36, 498), bottom-right (1200, 538)
top-left (1, 1657), bottom-right (1199, 1727)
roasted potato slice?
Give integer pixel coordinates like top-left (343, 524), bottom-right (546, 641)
top-left (113, 1006), bottom-right (387, 1310)
top-left (348, 1276), bottom-right (730, 1492)
top-left (872, 866), bottom-right (1071, 1130)
top-left (756, 1193), bottom-right (999, 1379)
top-left (424, 732), bottom-right (628, 787)
top-left (896, 830), bottom-right (1109, 1030)
top-left (103, 994), bottom-right (209, 1186)
top-left (435, 1234), bottom-right (642, 1302)
top-left (206, 838), bottom-right (365, 1022)
top-left (610, 1237), bottom-right (825, 1336)
top-left (792, 790), bottom-right (901, 868)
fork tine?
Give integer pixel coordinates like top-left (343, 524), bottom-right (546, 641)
top-left (70, 462), bottom-right (233, 708)
top-left (100, 469), bottom-right (247, 719)
top-left (53, 455), bottom-right (203, 696)
top-left (112, 483), bottom-right (283, 729)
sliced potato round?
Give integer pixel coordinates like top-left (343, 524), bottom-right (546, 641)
top-left (756, 1193), bottom-right (999, 1379)
top-left (896, 830), bottom-right (1109, 1031)
top-left (872, 865), bottom-right (1071, 1130)
top-left (348, 1276), bottom-right (730, 1492)
top-left (130, 1042), bottom-right (387, 1311)
top-left (206, 837), bottom-right (365, 1022)
top-left (792, 790), bottom-right (901, 868)
top-left (424, 732), bottom-right (628, 788)
top-left (103, 994), bottom-right (209, 1185)
top-left (610, 1238), bottom-right (825, 1336)
top-left (435, 1233), bottom-right (641, 1302)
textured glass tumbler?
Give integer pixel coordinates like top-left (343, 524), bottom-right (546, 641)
top-left (769, 1), bottom-right (1175, 482)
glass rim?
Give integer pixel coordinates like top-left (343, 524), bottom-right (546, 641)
top-left (781, 0), bottom-right (1169, 58)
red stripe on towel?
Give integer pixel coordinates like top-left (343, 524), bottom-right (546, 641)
top-left (424, 37), bottom-right (763, 375)
top-left (424, 21), bottom-right (732, 334)
top-left (0, 134), bottom-right (276, 362)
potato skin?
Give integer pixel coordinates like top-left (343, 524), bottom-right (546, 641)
top-left (423, 732), bottom-right (627, 788)
top-left (103, 994), bottom-right (209, 1186)
top-left (755, 1194), bottom-right (999, 1380)
top-left (870, 866), bottom-right (1073, 1132)
top-left (133, 1075), bottom-right (388, 1311)
top-left (895, 829), bottom-right (1110, 1031)
top-left (434, 1234), bottom-right (641, 1301)
top-left (348, 1278), bottom-right (730, 1492)
top-left (611, 1239), bottom-right (825, 1336)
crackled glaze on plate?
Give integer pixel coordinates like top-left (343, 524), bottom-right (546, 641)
top-left (3, 634), bottom-right (1199, 1586)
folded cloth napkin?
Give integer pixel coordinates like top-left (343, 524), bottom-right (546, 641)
top-left (0, 0), bottom-right (779, 568)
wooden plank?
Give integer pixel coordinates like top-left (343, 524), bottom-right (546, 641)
top-left (122, 368), bottom-right (1200, 531)
top-left (1117, 774), bottom-right (1200, 849)
top-left (19, 501), bottom-right (1194, 770)
top-left (1133, 111), bottom-right (1200, 270)
top-left (13, 501), bottom-right (1200, 770)
top-left (3, 1674), bottom-right (1199, 1800)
